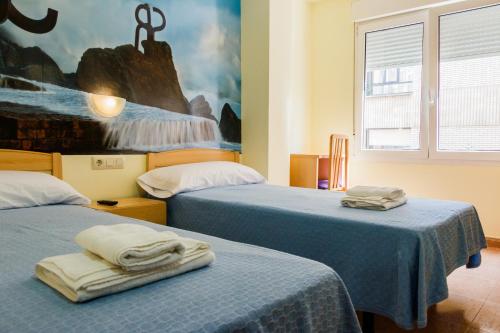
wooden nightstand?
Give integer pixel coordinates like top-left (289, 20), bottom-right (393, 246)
top-left (87, 198), bottom-right (167, 225)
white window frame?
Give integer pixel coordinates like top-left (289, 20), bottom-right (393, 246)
top-left (429, 0), bottom-right (500, 161)
top-left (355, 11), bottom-right (430, 161)
top-left (354, 0), bottom-right (500, 162)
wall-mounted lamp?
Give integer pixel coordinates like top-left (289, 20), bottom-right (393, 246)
top-left (87, 93), bottom-right (126, 118)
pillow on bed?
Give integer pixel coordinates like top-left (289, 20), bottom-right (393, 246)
top-left (137, 161), bottom-right (266, 198)
top-left (0, 171), bottom-right (91, 210)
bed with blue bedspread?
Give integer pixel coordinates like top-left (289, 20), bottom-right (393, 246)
top-left (0, 205), bottom-right (361, 333)
top-left (167, 184), bottom-right (487, 329)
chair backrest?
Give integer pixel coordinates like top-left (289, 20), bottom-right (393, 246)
top-left (328, 134), bottom-right (349, 191)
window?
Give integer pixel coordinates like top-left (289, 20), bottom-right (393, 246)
top-left (362, 24), bottom-right (423, 150)
top-left (355, 0), bottom-right (500, 160)
top-left (438, 5), bottom-right (500, 152)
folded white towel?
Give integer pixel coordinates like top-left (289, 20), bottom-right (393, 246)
top-left (346, 186), bottom-right (405, 200)
top-left (341, 195), bottom-right (407, 211)
top-left (75, 224), bottom-right (209, 272)
top-left (36, 250), bottom-right (215, 303)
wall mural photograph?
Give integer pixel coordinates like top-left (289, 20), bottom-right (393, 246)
top-left (0, 0), bottom-right (241, 154)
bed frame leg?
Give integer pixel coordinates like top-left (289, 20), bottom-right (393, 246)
top-left (466, 253), bottom-right (481, 268)
top-left (362, 311), bottom-right (374, 333)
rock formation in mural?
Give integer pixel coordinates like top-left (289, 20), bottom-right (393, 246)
top-left (219, 103), bottom-right (241, 143)
top-left (76, 40), bottom-right (191, 115)
top-left (0, 75), bottom-right (45, 91)
top-left (189, 95), bottom-right (218, 123)
top-left (0, 35), bottom-right (66, 85)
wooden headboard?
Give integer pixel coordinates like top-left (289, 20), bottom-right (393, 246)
top-left (0, 149), bottom-right (62, 179)
top-left (147, 149), bottom-right (240, 171)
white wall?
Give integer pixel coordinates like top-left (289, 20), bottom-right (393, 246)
top-left (268, 0), bottom-right (311, 185)
top-left (242, 0), bottom-right (311, 186)
top-left (268, 0), bottom-right (291, 185)
top-left (286, 0), bottom-right (312, 155)
top-left (352, 0), bottom-right (468, 21)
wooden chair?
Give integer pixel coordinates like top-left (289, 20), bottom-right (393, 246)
top-left (318, 134), bottom-right (349, 191)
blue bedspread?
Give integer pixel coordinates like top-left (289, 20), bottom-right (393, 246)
top-left (0, 205), bottom-right (361, 333)
top-left (168, 184), bottom-right (487, 329)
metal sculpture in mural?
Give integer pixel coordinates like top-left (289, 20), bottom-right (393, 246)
top-left (0, 0), bottom-right (58, 33)
top-left (134, 3), bottom-right (166, 51)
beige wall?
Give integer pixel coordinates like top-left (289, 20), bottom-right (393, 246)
top-left (241, 0), bottom-right (270, 178)
top-left (310, 0), bottom-right (354, 153)
top-left (309, 0), bottom-right (500, 238)
top-left (63, 0), bottom-right (311, 197)
top-left (62, 155), bottom-right (145, 200)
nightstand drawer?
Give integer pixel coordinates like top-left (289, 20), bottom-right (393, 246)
top-left (87, 198), bottom-right (167, 225)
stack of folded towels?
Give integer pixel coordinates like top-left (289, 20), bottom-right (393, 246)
top-left (341, 185), bottom-right (407, 211)
top-left (36, 224), bottom-right (214, 302)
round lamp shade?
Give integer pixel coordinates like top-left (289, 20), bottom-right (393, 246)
top-left (87, 93), bottom-right (126, 118)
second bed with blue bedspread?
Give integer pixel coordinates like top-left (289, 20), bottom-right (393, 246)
top-left (168, 184), bottom-right (487, 329)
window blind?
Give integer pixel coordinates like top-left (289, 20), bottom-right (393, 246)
top-left (438, 4), bottom-right (500, 152)
top-left (440, 4), bottom-right (500, 62)
top-left (365, 24), bottom-right (423, 71)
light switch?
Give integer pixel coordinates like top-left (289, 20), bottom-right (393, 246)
top-left (92, 157), bottom-right (124, 170)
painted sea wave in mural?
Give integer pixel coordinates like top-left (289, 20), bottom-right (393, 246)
top-left (0, 76), bottom-right (240, 152)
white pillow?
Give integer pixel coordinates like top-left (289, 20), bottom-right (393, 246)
top-left (0, 171), bottom-right (91, 210)
top-left (137, 161), bottom-right (266, 198)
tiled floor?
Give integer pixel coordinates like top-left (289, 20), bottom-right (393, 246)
top-left (373, 247), bottom-right (500, 333)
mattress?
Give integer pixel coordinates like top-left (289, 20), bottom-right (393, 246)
top-left (0, 205), bottom-right (361, 333)
top-left (167, 184), bottom-right (487, 329)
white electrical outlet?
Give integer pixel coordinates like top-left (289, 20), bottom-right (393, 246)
top-left (92, 157), bottom-right (124, 170)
